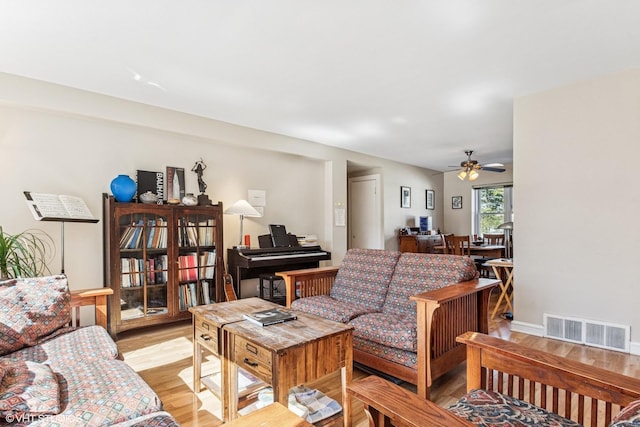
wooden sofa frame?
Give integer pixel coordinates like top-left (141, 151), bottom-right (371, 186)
top-left (278, 267), bottom-right (499, 399)
top-left (69, 287), bottom-right (113, 328)
top-left (347, 332), bottom-right (640, 427)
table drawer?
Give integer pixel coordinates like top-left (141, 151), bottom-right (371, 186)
top-left (234, 336), bottom-right (272, 383)
top-left (195, 318), bottom-right (219, 354)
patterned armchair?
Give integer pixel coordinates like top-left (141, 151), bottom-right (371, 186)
top-left (347, 332), bottom-right (640, 427)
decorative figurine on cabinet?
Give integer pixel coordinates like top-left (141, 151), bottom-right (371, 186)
top-left (192, 158), bottom-right (212, 206)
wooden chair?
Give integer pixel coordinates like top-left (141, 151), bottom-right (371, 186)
top-left (444, 235), bottom-right (471, 256)
top-left (477, 233), bottom-right (505, 277)
top-left (483, 233), bottom-right (505, 245)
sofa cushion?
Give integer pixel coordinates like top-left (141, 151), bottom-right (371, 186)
top-left (291, 295), bottom-right (374, 323)
top-left (0, 360), bottom-right (60, 417)
top-left (3, 325), bottom-right (119, 365)
top-left (382, 253), bottom-right (478, 319)
top-left (610, 399), bottom-right (640, 426)
top-left (329, 249), bottom-right (401, 311)
top-left (36, 359), bottom-right (163, 426)
top-left (353, 336), bottom-right (416, 369)
top-left (447, 388), bottom-right (582, 426)
top-left (0, 275), bottom-right (71, 356)
top-left (349, 312), bottom-right (416, 351)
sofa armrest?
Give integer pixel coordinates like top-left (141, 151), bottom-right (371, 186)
top-left (70, 287), bottom-right (113, 329)
top-left (277, 266), bottom-right (340, 307)
top-left (347, 375), bottom-right (473, 427)
top-left (410, 278), bottom-right (500, 399)
top-left (457, 331), bottom-right (640, 424)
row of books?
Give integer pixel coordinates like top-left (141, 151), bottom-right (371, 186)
top-left (120, 255), bottom-right (169, 287)
top-left (177, 251), bottom-right (216, 283)
top-left (177, 280), bottom-right (215, 310)
top-left (119, 217), bottom-right (216, 250)
top-left (178, 218), bottom-right (216, 247)
top-left (119, 218), bottom-right (168, 250)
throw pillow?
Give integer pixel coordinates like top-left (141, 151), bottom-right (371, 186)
top-left (0, 360), bottom-right (61, 416)
top-left (0, 275), bottom-right (71, 356)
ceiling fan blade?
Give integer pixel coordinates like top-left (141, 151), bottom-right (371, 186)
top-left (482, 166), bottom-right (506, 173)
top-left (482, 162), bottom-right (504, 168)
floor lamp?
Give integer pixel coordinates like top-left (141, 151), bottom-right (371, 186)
top-left (224, 200), bottom-right (262, 249)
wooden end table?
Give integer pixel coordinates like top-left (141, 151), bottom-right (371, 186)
top-left (190, 298), bottom-right (277, 421)
top-left (224, 303), bottom-right (353, 426)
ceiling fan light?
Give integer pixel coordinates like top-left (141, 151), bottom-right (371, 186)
top-left (458, 170), bottom-right (467, 180)
top-left (469, 170), bottom-right (479, 181)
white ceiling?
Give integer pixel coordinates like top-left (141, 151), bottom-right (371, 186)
top-left (2, 1), bottom-right (640, 171)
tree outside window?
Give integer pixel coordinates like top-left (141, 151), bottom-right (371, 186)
top-left (473, 186), bottom-right (513, 236)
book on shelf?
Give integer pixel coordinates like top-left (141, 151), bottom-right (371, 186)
top-left (136, 170), bottom-right (164, 203)
top-left (242, 308), bottom-right (297, 327)
top-left (24, 191), bottom-right (98, 222)
top-left (165, 166), bottom-right (185, 201)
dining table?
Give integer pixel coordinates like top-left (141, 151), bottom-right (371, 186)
top-left (434, 244), bottom-right (505, 258)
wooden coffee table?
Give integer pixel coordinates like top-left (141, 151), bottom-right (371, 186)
top-left (190, 298), bottom-right (277, 421)
top-left (223, 302), bottom-right (354, 426)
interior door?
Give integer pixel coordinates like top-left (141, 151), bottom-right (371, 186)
top-left (348, 174), bottom-right (383, 249)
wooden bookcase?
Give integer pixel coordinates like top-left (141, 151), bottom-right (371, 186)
top-left (103, 194), bottom-right (224, 337)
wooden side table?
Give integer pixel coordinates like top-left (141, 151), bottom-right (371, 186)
top-left (486, 258), bottom-right (514, 319)
top-left (224, 310), bottom-right (354, 427)
top-left (190, 298), bottom-right (277, 421)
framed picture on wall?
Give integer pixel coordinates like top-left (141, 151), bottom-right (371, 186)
top-left (452, 196), bottom-right (462, 209)
top-left (401, 186), bottom-right (411, 208)
top-left (426, 190), bottom-right (435, 210)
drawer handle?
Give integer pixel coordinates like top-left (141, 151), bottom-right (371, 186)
top-left (243, 358), bottom-right (259, 367)
top-left (200, 334), bottom-right (212, 341)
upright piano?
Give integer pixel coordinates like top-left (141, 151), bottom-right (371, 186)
top-left (227, 245), bottom-right (331, 298)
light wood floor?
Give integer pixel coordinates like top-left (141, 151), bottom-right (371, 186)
top-left (116, 294), bottom-right (640, 426)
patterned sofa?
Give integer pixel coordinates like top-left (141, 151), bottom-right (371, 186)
top-left (348, 332), bottom-right (640, 427)
top-left (278, 249), bottom-right (500, 399)
top-left (0, 275), bottom-right (178, 426)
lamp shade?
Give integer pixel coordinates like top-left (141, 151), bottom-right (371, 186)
top-left (223, 200), bottom-right (261, 217)
top-left (498, 221), bottom-right (513, 229)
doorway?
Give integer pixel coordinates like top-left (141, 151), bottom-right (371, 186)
top-left (348, 174), bottom-right (383, 249)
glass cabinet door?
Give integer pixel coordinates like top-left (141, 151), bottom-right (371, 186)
top-left (118, 212), bottom-right (169, 320)
top-left (175, 212), bottom-right (218, 311)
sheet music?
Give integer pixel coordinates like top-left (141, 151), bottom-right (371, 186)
top-left (25, 192), bottom-right (97, 221)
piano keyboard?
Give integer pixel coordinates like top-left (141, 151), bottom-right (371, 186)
top-left (244, 251), bottom-right (328, 261)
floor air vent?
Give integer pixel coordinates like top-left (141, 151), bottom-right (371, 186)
top-left (543, 314), bottom-right (630, 353)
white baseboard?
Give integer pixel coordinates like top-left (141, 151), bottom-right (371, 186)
top-left (510, 320), bottom-right (640, 356)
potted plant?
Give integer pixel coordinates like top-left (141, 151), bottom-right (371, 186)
top-left (0, 226), bottom-right (54, 280)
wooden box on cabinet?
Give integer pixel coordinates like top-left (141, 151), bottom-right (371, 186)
top-left (103, 194), bottom-right (224, 337)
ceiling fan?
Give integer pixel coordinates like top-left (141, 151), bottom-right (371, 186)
top-left (451, 150), bottom-right (505, 181)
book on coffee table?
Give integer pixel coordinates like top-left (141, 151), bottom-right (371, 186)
top-left (243, 308), bottom-right (297, 326)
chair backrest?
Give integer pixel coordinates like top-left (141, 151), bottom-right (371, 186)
top-left (483, 233), bottom-right (505, 245)
top-left (444, 235), bottom-right (471, 256)
top-left (223, 273), bottom-right (237, 301)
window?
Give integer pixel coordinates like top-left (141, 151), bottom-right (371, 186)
top-left (472, 185), bottom-right (513, 236)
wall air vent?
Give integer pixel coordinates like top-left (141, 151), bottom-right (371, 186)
top-left (543, 313), bottom-right (629, 353)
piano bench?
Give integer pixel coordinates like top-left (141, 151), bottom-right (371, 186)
top-left (259, 274), bottom-right (286, 305)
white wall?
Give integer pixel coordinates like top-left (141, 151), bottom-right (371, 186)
top-left (0, 73), bottom-right (442, 297)
top-left (513, 68), bottom-right (640, 345)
